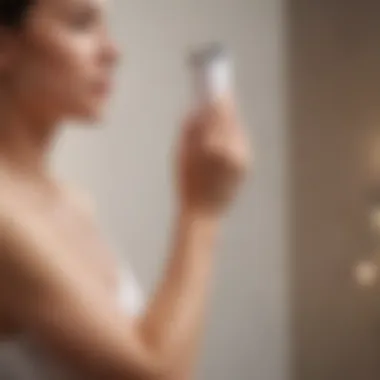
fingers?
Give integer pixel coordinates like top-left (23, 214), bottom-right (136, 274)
top-left (182, 96), bottom-right (249, 165)
top-left (203, 95), bottom-right (237, 129)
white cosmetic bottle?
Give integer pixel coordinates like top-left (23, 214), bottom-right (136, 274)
top-left (187, 43), bottom-right (234, 106)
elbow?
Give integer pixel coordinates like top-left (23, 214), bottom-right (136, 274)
top-left (141, 350), bottom-right (184, 380)
top-left (70, 341), bottom-right (180, 380)
top-left (117, 345), bottom-right (186, 380)
top-left (137, 341), bottom-right (192, 380)
top-left (94, 325), bottom-right (188, 380)
top-left (92, 352), bottom-right (188, 380)
top-left (132, 329), bottom-right (182, 380)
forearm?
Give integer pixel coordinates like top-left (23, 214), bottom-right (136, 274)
top-left (167, 331), bottom-right (204, 380)
top-left (138, 210), bottom-right (219, 375)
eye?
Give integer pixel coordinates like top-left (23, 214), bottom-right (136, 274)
top-left (69, 7), bottom-right (97, 30)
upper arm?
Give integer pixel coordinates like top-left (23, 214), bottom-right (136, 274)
top-left (0, 216), bottom-right (163, 380)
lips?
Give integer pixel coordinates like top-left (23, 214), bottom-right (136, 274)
top-left (93, 80), bottom-right (112, 96)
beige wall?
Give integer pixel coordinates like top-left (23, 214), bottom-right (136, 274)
top-left (290, 1), bottom-right (380, 379)
top-left (54, 0), bottom-right (288, 379)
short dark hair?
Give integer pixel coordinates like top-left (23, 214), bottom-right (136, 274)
top-left (0, 0), bottom-right (33, 28)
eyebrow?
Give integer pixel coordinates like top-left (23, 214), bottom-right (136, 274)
top-left (52, 0), bottom-right (103, 17)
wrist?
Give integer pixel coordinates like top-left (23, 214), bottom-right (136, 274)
top-left (179, 206), bottom-right (219, 225)
top-left (177, 208), bottom-right (221, 240)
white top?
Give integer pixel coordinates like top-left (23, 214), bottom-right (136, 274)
top-left (0, 262), bottom-right (144, 380)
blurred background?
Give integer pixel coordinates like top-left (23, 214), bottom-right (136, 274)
top-left (52, 0), bottom-right (380, 379)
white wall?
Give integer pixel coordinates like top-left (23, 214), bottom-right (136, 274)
top-left (54, 1), bottom-right (288, 379)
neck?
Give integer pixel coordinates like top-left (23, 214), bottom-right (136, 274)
top-left (0, 98), bottom-right (59, 180)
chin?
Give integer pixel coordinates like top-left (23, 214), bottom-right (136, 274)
top-left (69, 102), bottom-right (108, 124)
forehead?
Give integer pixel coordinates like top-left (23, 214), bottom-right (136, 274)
top-left (33, 0), bottom-right (110, 13)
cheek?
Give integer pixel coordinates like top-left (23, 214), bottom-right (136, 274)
top-left (17, 32), bottom-right (98, 103)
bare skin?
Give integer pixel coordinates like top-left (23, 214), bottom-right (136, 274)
top-left (0, 0), bottom-right (250, 379)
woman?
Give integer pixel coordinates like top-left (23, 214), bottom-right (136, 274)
top-left (0, 0), bottom-right (250, 379)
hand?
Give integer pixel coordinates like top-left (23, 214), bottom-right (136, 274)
top-left (176, 97), bottom-right (251, 216)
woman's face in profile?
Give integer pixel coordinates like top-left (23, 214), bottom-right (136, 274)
top-left (2, 0), bottom-right (120, 122)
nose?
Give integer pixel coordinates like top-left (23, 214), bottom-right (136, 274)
top-left (101, 37), bottom-right (121, 68)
